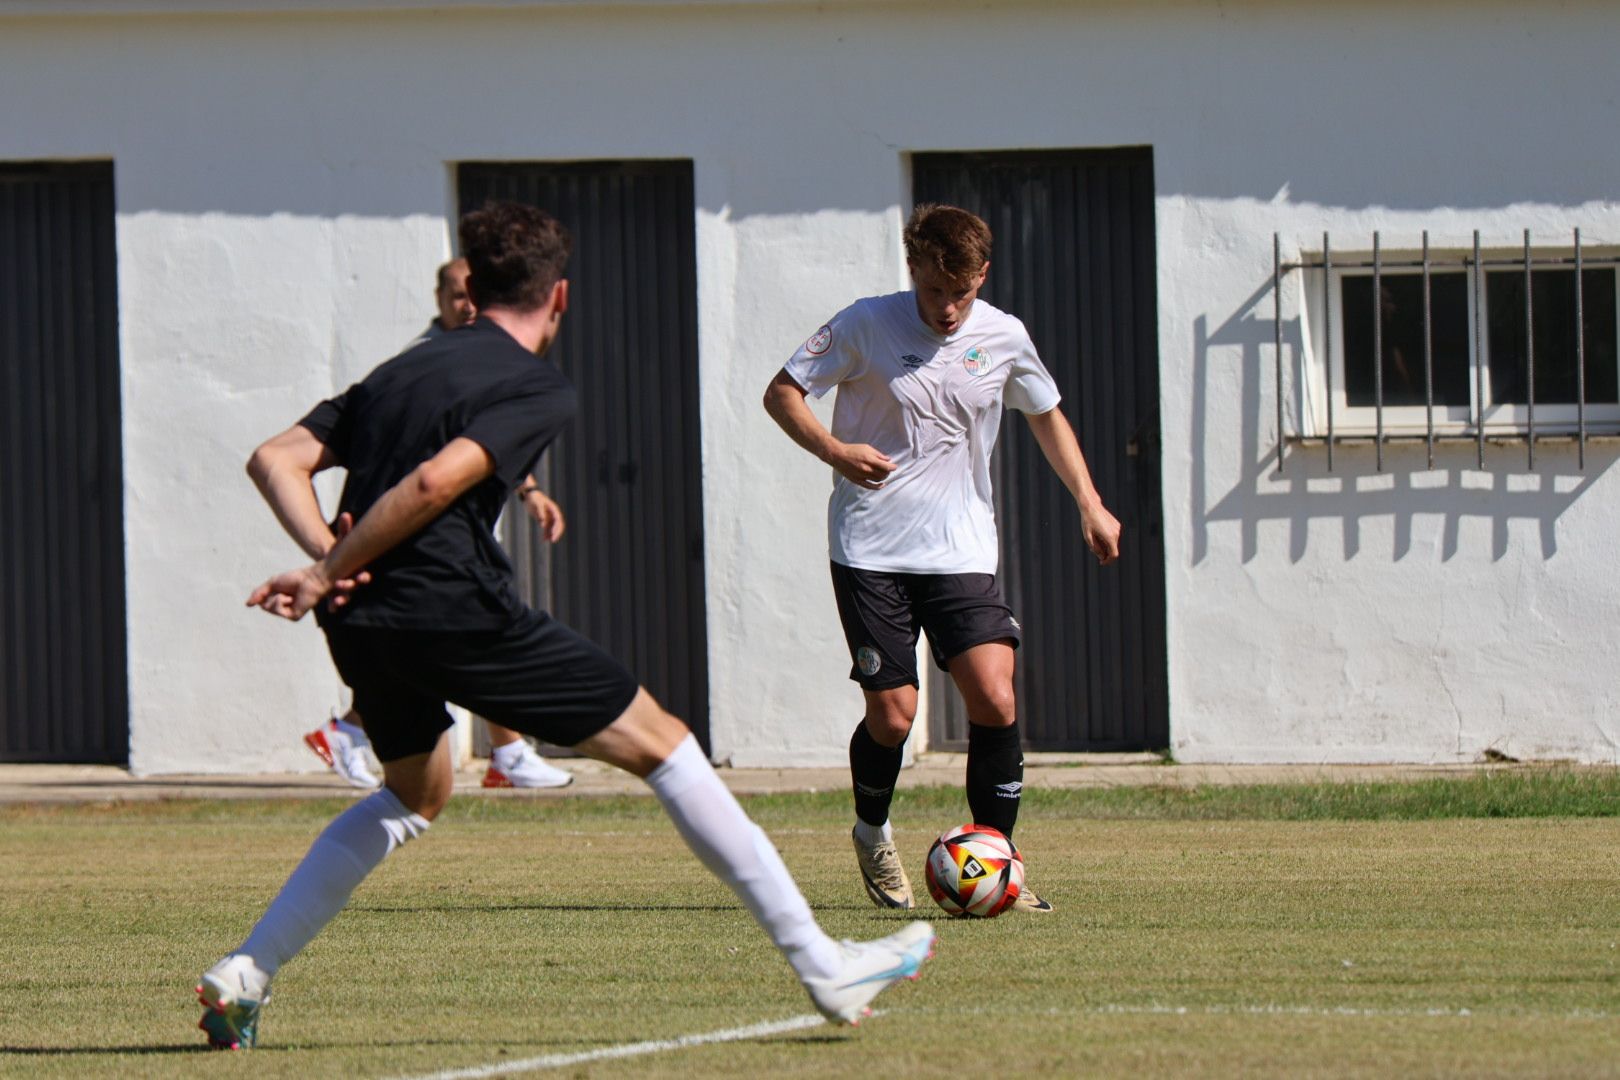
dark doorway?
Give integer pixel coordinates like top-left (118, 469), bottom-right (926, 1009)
top-left (457, 162), bottom-right (710, 751)
top-left (914, 148), bottom-right (1168, 751)
top-left (1, 161), bottom-right (128, 763)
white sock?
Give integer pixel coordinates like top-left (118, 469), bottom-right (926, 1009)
top-left (852, 818), bottom-right (894, 846)
top-left (333, 714), bottom-right (370, 749)
top-left (646, 735), bottom-right (843, 981)
top-left (491, 739), bottom-right (529, 769)
top-left (236, 787), bottom-right (429, 975)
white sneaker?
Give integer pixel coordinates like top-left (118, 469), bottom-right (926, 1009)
top-left (303, 719), bottom-right (380, 790)
top-left (196, 954), bottom-right (272, 1049)
top-left (482, 741), bottom-right (573, 789)
top-left (801, 922), bottom-right (935, 1025)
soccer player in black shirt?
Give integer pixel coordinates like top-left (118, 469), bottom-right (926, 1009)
top-left (196, 202), bottom-right (934, 1049)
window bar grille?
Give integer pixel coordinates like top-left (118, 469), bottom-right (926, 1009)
top-left (1524, 229), bottom-right (1535, 469)
top-left (1274, 232), bottom-right (1284, 474)
top-left (1372, 232), bottom-right (1384, 470)
top-left (1472, 231), bottom-right (1485, 468)
top-left (1422, 231), bottom-right (1435, 469)
top-left (1323, 231), bottom-right (1334, 472)
top-left (1276, 230), bottom-right (1617, 467)
top-left (1575, 227), bottom-right (1586, 469)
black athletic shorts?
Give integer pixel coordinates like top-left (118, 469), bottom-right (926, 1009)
top-left (829, 561), bottom-right (1022, 691)
top-left (323, 608), bottom-right (640, 763)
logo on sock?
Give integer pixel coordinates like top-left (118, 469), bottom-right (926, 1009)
top-left (995, 781), bottom-right (1024, 798)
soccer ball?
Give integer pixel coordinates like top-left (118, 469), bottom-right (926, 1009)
top-left (924, 823), bottom-right (1023, 918)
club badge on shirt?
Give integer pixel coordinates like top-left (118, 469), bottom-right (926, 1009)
top-left (963, 346), bottom-right (994, 376)
top-left (806, 325), bottom-right (833, 355)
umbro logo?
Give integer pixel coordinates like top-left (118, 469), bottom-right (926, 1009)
top-left (995, 781), bottom-right (1023, 798)
top-left (900, 353), bottom-right (926, 369)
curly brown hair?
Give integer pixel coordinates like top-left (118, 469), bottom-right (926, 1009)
top-left (903, 204), bottom-right (992, 283)
top-left (457, 201), bottom-right (573, 312)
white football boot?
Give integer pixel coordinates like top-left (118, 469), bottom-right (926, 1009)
top-left (196, 953), bottom-right (272, 1049)
top-left (801, 921), bottom-right (936, 1025)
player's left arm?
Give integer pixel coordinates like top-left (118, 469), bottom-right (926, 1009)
top-left (248, 436), bottom-right (496, 620)
top-left (1023, 406), bottom-right (1121, 565)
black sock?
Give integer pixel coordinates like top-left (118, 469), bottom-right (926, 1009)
top-left (966, 722), bottom-right (1024, 838)
top-left (850, 721), bottom-right (905, 827)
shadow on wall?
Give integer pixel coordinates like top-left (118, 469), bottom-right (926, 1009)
top-left (1191, 282), bottom-right (1614, 565)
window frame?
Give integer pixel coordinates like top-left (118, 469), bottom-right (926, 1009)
top-left (1298, 246), bottom-right (1620, 439)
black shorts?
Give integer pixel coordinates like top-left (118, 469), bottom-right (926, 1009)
top-left (323, 608), bottom-right (640, 763)
top-left (829, 562), bottom-right (1022, 691)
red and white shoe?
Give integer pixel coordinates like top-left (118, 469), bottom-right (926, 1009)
top-left (303, 719), bottom-right (380, 790)
top-left (482, 741), bottom-right (573, 789)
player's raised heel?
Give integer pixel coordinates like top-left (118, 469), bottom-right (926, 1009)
top-left (801, 921), bottom-right (935, 1025)
top-left (851, 828), bottom-right (914, 909)
top-left (196, 954), bottom-right (271, 1050)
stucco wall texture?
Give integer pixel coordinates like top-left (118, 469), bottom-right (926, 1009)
top-left (2, 1), bottom-right (1616, 772)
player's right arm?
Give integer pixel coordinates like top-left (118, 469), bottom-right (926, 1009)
top-left (248, 436), bottom-right (495, 620)
top-left (762, 369), bottom-right (895, 489)
top-left (246, 424), bottom-right (345, 560)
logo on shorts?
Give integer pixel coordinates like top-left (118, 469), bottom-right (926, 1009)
top-left (806, 325), bottom-right (833, 355)
top-left (1009, 616), bottom-right (1022, 631)
top-left (856, 646), bottom-right (882, 677)
top-left (962, 346), bottom-right (993, 376)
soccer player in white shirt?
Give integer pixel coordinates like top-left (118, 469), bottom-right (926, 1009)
top-left (763, 203), bottom-right (1121, 913)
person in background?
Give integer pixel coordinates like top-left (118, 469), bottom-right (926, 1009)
top-left (301, 258), bottom-right (572, 790)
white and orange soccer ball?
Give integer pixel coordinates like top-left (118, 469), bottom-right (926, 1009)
top-left (924, 823), bottom-right (1024, 918)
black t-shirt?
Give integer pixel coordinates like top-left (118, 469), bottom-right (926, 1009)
top-left (298, 317), bottom-right (575, 630)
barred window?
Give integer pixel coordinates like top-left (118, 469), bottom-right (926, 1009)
top-left (1274, 231), bottom-right (1620, 471)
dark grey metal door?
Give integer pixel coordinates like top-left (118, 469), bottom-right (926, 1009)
top-left (1, 161), bottom-right (128, 763)
top-left (915, 148), bottom-right (1168, 751)
top-left (457, 162), bottom-right (710, 751)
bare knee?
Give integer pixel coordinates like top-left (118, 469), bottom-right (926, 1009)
top-left (962, 679), bottom-right (1017, 728)
top-left (381, 734), bottom-right (456, 820)
top-left (576, 688), bottom-right (692, 778)
top-left (396, 785), bottom-right (452, 821)
top-left (863, 690), bottom-right (918, 748)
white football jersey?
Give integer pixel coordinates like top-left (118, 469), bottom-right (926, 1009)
top-left (783, 290), bottom-right (1061, 574)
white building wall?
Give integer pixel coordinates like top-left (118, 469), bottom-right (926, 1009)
top-left (1, 1), bottom-right (1616, 772)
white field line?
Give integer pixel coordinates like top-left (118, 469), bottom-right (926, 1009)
top-left (898, 1003), bottom-right (1618, 1021)
top-left (388, 1001), bottom-right (1615, 1079)
top-left (387, 1012), bottom-right (833, 1080)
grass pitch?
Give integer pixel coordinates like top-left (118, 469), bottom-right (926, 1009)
top-left (2, 773), bottom-right (1619, 1078)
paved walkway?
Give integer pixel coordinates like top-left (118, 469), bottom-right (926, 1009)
top-left (0, 754), bottom-right (1532, 805)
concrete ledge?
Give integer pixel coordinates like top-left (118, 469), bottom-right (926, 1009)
top-left (0, 755), bottom-right (1572, 805)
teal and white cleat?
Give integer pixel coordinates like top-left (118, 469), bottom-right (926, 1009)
top-left (196, 954), bottom-right (272, 1050)
top-left (802, 921), bottom-right (936, 1025)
